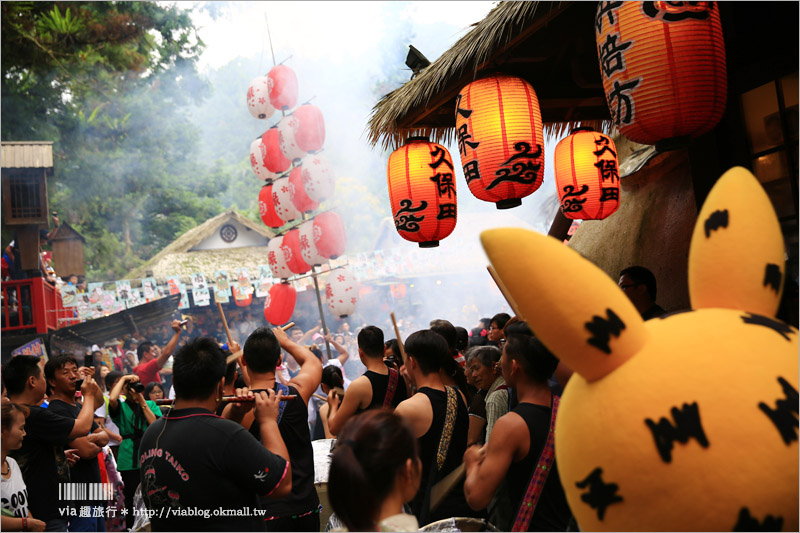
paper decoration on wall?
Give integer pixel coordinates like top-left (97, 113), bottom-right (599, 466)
top-left (215, 285), bottom-right (230, 303)
top-left (115, 280), bottom-right (132, 301)
top-left (126, 289), bottom-right (142, 309)
top-left (256, 265), bottom-right (272, 297)
top-left (236, 268), bottom-right (253, 295)
top-left (142, 278), bottom-right (157, 300)
top-left (192, 273), bottom-right (207, 290)
top-left (88, 283), bottom-right (104, 306)
top-left (166, 276), bottom-right (182, 296)
top-left (193, 287), bottom-right (211, 307)
top-left (214, 270), bottom-right (231, 293)
top-left (179, 285), bottom-right (190, 309)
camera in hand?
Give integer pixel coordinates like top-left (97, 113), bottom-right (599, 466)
top-left (128, 382), bottom-right (145, 393)
top-left (74, 379), bottom-right (84, 391)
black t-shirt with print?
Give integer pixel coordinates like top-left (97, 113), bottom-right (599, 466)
top-left (139, 407), bottom-right (288, 532)
top-left (8, 405), bottom-right (76, 522)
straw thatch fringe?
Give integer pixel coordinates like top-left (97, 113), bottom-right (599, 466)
top-left (367, 1), bottom-right (612, 151)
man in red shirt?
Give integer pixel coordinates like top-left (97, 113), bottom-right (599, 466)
top-left (134, 319), bottom-right (182, 385)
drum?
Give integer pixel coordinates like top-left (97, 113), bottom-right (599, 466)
top-left (419, 517), bottom-right (500, 532)
top-left (313, 438), bottom-right (336, 531)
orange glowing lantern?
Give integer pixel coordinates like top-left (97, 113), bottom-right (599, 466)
top-left (264, 282), bottom-right (296, 326)
top-left (268, 65), bottom-right (298, 111)
top-left (258, 184), bottom-right (285, 228)
top-left (553, 128), bottom-right (620, 220)
top-left (595, 1), bottom-right (726, 146)
top-left (454, 75), bottom-right (544, 209)
top-left (387, 137), bottom-right (457, 247)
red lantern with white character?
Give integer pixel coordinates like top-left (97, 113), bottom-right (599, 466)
top-left (259, 184), bottom-right (285, 228)
top-left (247, 76), bottom-right (275, 119)
top-left (293, 105), bottom-right (325, 154)
top-left (268, 65), bottom-right (298, 111)
top-left (250, 138), bottom-right (275, 181)
top-left (314, 211), bottom-right (346, 259)
top-left (289, 166), bottom-right (319, 213)
top-left (302, 154), bottom-right (335, 203)
top-left (268, 236), bottom-right (293, 279)
top-left (325, 268), bottom-right (358, 318)
top-left (264, 282), bottom-right (296, 325)
top-left (282, 229), bottom-right (311, 275)
top-left (299, 218), bottom-right (326, 266)
top-left (273, 176), bottom-right (301, 222)
top-left (262, 128), bottom-right (292, 174)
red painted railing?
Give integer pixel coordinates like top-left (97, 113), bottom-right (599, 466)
top-left (2, 278), bottom-right (80, 334)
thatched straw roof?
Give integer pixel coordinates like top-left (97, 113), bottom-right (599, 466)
top-left (367, 1), bottom-right (613, 151)
top-left (126, 210), bottom-right (276, 282)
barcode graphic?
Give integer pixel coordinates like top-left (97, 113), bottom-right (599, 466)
top-left (59, 483), bottom-right (114, 501)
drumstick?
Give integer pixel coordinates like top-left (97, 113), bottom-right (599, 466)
top-left (429, 463), bottom-right (466, 512)
top-left (224, 323), bottom-right (295, 365)
top-left (487, 265), bottom-right (521, 317)
top-left (155, 394), bottom-right (298, 406)
top-left (390, 312), bottom-right (408, 365)
top-left (216, 302), bottom-right (234, 347)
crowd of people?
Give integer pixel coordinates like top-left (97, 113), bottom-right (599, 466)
top-left (1, 265), bottom-right (675, 532)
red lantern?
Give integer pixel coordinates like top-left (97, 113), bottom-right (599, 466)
top-left (454, 75), bottom-right (544, 209)
top-left (326, 268), bottom-right (358, 318)
top-left (553, 128), bottom-right (620, 220)
top-left (259, 184), bottom-right (285, 228)
top-left (250, 138), bottom-right (275, 181)
top-left (293, 105), bottom-right (325, 154)
top-left (268, 236), bottom-right (293, 279)
top-left (387, 137), bottom-right (457, 247)
top-left (299, 218), bottom-right (326, 266)
top-left (595, 2), bottom-right (726, 145)
top-left (268, 65), bottom-right (298, 111)
top-left (289, 166), bottom-right (319, 213)
top-left (262, 128), bottom-right (291, 174)
top-left (313, 211), bottom-right (346, 259)
top-left (390, 283), bottom-right (407, 299)
top-left (247, 76), bottom-right (275, 119)
top-left (273, 176), bottom-right (301, 222)
top-left (233, 286), bottom-right (253, 307)
top-left (264, 282), bottom-right (296, 325)
top-left (282, 229), bottom-right (311, 275)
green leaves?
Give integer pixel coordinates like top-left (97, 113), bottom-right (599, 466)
top-left (37, 5), bottom-right (84, 38)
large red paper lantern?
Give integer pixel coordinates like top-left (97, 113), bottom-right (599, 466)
top-left (454, 75), bottom-right (545, 209)
top-left (313, 211), bottom-right (346, 259)
top-left (289, 166), bottom-right (319, 213)
top-left (247, 76), bottom-right (275, 119)
top-left (293, 105), bottom-right (325, 154)
top-left (268, 236), bottom-right (293, 279)
top-left (554, 128), bottom-right (620, 220)
top-left (282, 229), bottom-right (311, 275)
top-left (387, 137), bottom-right (457, 247)
top-left (301, 154), bottom-right (335, 203)
top-left (595, 1), bottom-right (726, 146)
top-left (268, 65), bottom-right (298, 111)
top-left (259, 184), bottom-right (285, 228)
top-left (325, 268), bottom-right (358, 318)
top-left (250, 138), bottom-right (276, 181)
top-left (262, 128), bottom-right (292, 174)
top-left (299, 218), bottom-right (326, 266)
top-left (272, 176), bottom-right (301, 222)
top-left (264, 282), bottom-right (296, 325)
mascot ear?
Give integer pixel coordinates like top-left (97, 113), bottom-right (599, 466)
top-left (688, 167), bottom-right (785, 316)
top-left (481, 228), bottom-right (647, 382)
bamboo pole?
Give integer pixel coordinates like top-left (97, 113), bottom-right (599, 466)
top-left (390, 312), bottom-right (408, 365)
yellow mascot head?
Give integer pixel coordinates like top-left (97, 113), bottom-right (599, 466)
top-left (481, 167), bottom-right (798, 531)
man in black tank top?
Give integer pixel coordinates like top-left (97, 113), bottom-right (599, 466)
top-left (463, 322), bottom-right (572, 531)
top-left (395, 330), bottom-right (478, 527)
top-left (233, 326), bottom-right (323, 532)
top-left (327, 325), bottom-right (408, 436)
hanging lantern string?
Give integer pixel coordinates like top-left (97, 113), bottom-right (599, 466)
top-left (265, 13), bottom-right (277, 68)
